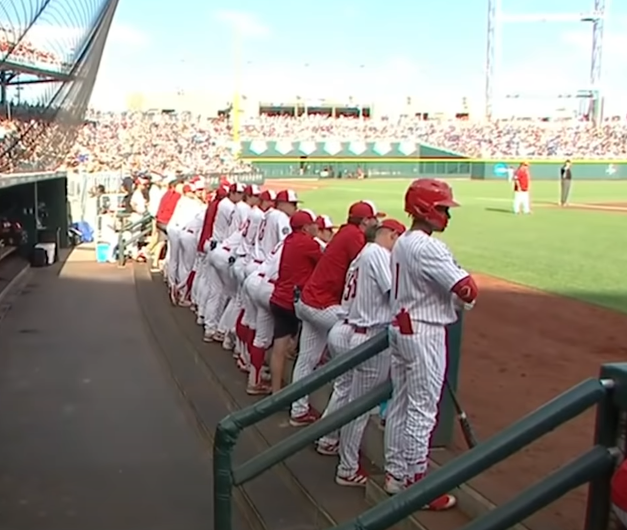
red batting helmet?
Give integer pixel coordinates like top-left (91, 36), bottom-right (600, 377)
top-left (404, 179), bottom-right (459, 231)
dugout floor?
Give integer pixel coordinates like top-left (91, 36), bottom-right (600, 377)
top-left (0, 248), bottom-right (247, 530)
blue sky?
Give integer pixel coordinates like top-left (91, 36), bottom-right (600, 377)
top-left (82, 0), bottom-right (627, 111)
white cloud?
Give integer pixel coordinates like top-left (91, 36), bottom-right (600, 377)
top-left (214, 10), bottom-right (271, 39)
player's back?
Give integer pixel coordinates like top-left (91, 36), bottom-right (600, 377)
top-left (238, 205), bottom-right (264, 256)
top-left (347, 243), bottom-right (392, 327)
top-left (213, 198), bottom-right (235, 242)
top-left (301, 223), bottom-right (365, 309)
top-left (256, 208), bottom-right (291, 261)
top-left (390, 231), bottom-right (465, 326)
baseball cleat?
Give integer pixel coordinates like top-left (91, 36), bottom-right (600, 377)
top-left (335, 469), bottom-right (369, 487)
top-left (383, 474), bottom-right (406, 495)
top-left (246, 383), bottom-right (271, 396)
top-left (316, 440), bottom-right (339, 456)
top-left (289, 409), bottom-right (319, 427)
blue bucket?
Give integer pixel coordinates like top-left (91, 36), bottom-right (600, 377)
top-left (95, 243), bottom-right (110, 263)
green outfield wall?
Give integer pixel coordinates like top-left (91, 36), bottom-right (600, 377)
top-left (240, 141), bottom-right (627, 180)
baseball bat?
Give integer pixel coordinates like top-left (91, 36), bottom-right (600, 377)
top-left (445, 379), bottom-right (479, 449)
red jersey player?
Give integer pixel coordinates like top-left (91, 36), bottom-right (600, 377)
top-left (290, 200), bottom-right (385, 426)
top-left (268, 209), bottom-right (323, 394)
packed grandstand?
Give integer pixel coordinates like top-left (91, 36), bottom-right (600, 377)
top-left (2, 32), bottom-right (627, 175)
top-left (4, 108), bottom-right (627, 176)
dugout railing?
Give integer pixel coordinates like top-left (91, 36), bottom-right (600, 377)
top-left (213, 340), bottom-right (626, 530)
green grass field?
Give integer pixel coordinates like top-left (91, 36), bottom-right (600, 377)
top-left (297, 179), bottom-right (627, 314)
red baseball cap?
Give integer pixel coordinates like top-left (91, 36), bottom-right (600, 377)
top-left (229, 182), bottom-right (246, 194)
top-left (348, 200), bottom-right (386, 219)
top-left (215, 186), bottom-right (229, 200)
top-left (379, 218), bottom-right (406, 235)
top-left (290, 209), bottom-right (317, 229)
top-left (259, 189), bottom-right (276, 201)
top-left (276, 189), bottom-right (301, 203)
top-left (316, 215), bottom-right (335, 230)
top-left (182, 184), bottom-right (193, 194)
top-left (245, 184), bottom-right (261, 196)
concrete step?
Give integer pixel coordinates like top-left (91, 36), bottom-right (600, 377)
top-left (140, 264), bottom-right (372, 529)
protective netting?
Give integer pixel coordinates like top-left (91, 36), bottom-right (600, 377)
top-left (0, 0), bottom-right (118, 173)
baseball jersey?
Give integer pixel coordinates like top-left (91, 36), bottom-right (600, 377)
top-left (255, 208), bottom-right (291, 262)
top-left (156, 190), bottom-right (180, 225)
top-left (181, 203), bottom-right (208, 237)
top-left (258, 241), bottom-right (285, 280)
top-left (236, 205), bottom-right (264, 257)
top-left (390, 230), bottom-right (469, 326)
top-left (270, 232), bottom-right (323, 310)
top-left (197, 198), bottom-right (220, 251)
top-left (221, 201), bottom-right (252, 252)
top-left (337, 248), bottom-right (362, 319)
top-left (212, 197), bottom-right (236, 243)
top-left (301, 223), bottom-right (366, 309)
top-left (345, 243), bottom-right (392, 327)
top-left (148, 185), bottom-right (165, 217)
top-left (169, 196), bottom-right (201, 229)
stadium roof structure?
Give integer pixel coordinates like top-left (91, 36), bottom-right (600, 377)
top-left (0, 0), bottom-right (120, 187)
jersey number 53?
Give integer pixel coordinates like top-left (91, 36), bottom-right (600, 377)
top-left (342, 268), bottom-right (359, 301)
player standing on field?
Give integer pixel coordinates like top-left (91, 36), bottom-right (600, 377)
top-left (383, 179), bottom-right (478, 510)
top-left (513, 161), bottom-right (531, 214)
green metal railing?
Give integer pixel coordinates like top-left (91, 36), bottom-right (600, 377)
top-left (116, 213), bottom-right (152, 267)
top-left (330, 369), bottom-right (621, 530)
top-left (214, 330), bottom-right (391, 530)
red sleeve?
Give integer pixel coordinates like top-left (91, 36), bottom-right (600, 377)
top-left (306, 237), bottom-right (324, 263)
top-left (197, 200), bottom-right (218, 251)
top-left (156, 190), bottom-right (172, 220)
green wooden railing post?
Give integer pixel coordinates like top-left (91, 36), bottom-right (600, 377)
top-left (213, 418), bottom-right (239, 530)
top-left (585, 363), bottom-right (627, 530)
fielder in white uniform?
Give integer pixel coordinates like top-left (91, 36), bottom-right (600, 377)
top-left (315, 219), bottom-right (405, 460)
top-left (201, 183), bottom-right (245, 340)
top-left (383, 179), bottom-right (478, 511)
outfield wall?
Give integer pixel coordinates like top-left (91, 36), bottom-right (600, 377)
top-left (240, 141), bottom-right (627, 180)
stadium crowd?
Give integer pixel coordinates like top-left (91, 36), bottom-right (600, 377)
top-left (0, 32), bottom-right (68, 70)
top-left (3, 110), bottom-right (627, 175)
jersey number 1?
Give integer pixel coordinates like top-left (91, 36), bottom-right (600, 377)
top-left (393, 262), bottom-right (400, 299)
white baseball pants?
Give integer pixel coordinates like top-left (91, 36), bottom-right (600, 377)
top-left (337, 330), bottom-right (391, 477)
top-left (291, 301), bottom-right (343, 418)
top-left (384, 323), bottom-right (447, 481)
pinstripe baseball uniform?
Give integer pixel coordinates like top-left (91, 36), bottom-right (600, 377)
top-left (319, 243), bottom-right (392, 452)
top-left (291, 223), bottom-right (366, 421)
top-left (201, 198), bottom-right (240, 336)
top-left (384, 230), bottom-right (469, 481)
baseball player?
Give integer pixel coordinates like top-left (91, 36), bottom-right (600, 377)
top-left (383, 179), bottom-right (478, 510)
top-left (253, 189), bottom-right (299, 263)
top-left (211, 185), bottom-right (262, 347)
top-left (200, 183), bottom-right (245, 341)
top-left (151, 175), bottom-right (181, 271)
top-left (314, 215), bottom-right (335, 246)
top-left (166, 179), bottom-right (206, 305)
top-left (191, 185), bottom-right (229, 317)
top-left (315, 219), bottom-right (405, 456)
top-left (269, 209), bottom-right (322, 395)
top-left (290, 200), bottom-right (385, 426)
top-left (175, 180), bottom-right (208, 305)
top-left (232, 190), bottom-right (277, 362)
top-left (513, 161), bottom-right (531, 214)
top-left (242, 238), bottom-right (285, 394)
top-left (330, 219), bottom-right (406, 485)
